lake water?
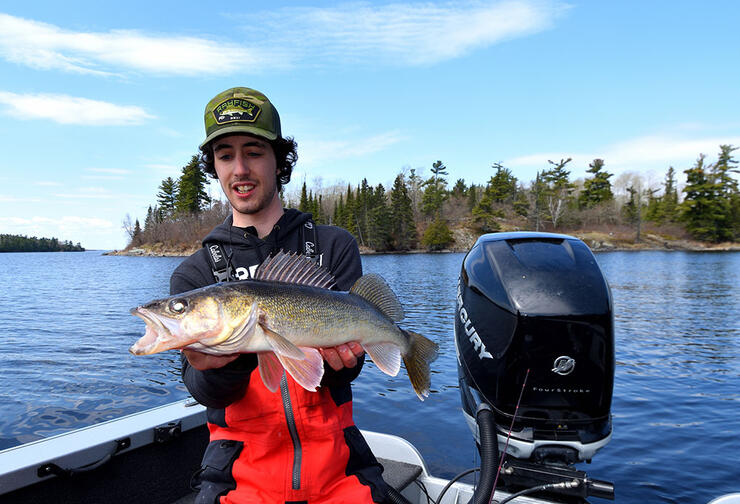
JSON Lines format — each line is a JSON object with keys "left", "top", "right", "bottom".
{"left": 0, "top": 249, "right": 738, "bottom": 503}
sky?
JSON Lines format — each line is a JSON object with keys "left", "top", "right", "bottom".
{"left": 0, "top": 1, "right": 738, "bottom": 250}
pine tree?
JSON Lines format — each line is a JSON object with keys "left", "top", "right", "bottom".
{"left": 648, "top": 166, "right": 679, "bottom": 223}
{"left": 176, "top": 155, "right": 211, "bottom": 214}
{"left": 487, "top": 163, "right": 518, "bottom": 203}
{"left": 157, "top": 177, "right": 178, "bottom": 216}
{"left": 421, "top": 160, "right": 449, "bottom": 217}
{"left": 367, "top": 184, "right": 391, "bottom": 250}
{"left": 389, "top": 174, "right": 417, "bottom": 250}
{"left": 529, "top": 171, "right": 549, "bottom": 231}
{"left": 422, "top": 218, "right": 453, "bottom": 251}
{"left": 543, "top": 158, "right": 574, "bottom": 228}
{"left": 578, "top": 159, "right": 614, "bottom": 209}
{"left": 299, "top": 181, "right": 309, "bottom": 212}
{"left": 682, "top": 146, "right": 740, "bottom": 242}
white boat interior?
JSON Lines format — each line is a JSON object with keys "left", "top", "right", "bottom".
{"left": 0, "top": 399, "right": 550, "bottom": 504}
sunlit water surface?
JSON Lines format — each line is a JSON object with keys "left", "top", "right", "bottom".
{"left": 0, "top": 250, "right": 737, "bottom": 503}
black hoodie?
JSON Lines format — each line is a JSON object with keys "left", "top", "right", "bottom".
{"left": 171, "top": 208, "right": 364, "bottom": 412}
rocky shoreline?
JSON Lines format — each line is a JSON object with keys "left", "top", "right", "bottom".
{"left": 105, "top": 231, "right": 739, "bottom": 257}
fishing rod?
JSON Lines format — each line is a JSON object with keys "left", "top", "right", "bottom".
{"left": 489, "top": 368, "right": 530, "bottom": 504}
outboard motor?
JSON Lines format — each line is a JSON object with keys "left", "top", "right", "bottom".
{"left": 455, "top": 232, "right": 615, "bottom": 501}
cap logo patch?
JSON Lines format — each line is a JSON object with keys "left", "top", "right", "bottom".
{"left": 213, "top": 98, "right": 261, "bottom": 125}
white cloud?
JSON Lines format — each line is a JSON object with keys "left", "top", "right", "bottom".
{"left": 299, "top": 130, "right": 403, "bottom": 167}
{"left": 0, "top": 13, "right": 271, "bottom": 76}
{"left": 87, "top": 168, "right": 132, "bottom": 175}
{"left": 0, "top": 195, "right": 40, "bottom": 202}
{"left": 506, "top": 134, "right": 740, "bottom": 182}
{"left": 261, "top": 0, "right": 568, "bottom": 65}
{"left": 0, "top": 91, "right": 153, "bottom": 125}
{"left": 53, "top": 187, "right": 113, "bottom": 199}
{"left": 0, "top": 2, "right": 565, "bottom": 75}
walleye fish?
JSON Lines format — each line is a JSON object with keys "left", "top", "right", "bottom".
{"left": 130, "top": 251, "right": 439, "bottom": 400}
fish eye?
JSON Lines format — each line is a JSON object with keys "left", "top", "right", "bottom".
{"left": 168, "top": 299, "right": 188, "bottom": 314}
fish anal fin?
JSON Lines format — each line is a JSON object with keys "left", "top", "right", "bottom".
{"left": 275, "top": 347, "right": 324, "bottom": 392}
{"left": 350, "top": 274, "right": 404, "bottom": 322}
{"left": 258, "top": 352, "right": 284, "bottom": 392}
{"left": 363, "top": 342, "right": 401, "bottom": 376}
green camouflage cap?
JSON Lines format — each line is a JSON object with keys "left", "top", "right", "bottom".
{"left": 200, "top": 87, "right": 282, "bottom": 149}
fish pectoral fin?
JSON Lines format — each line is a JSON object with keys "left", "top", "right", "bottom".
{"left": 231, "top": 302, "right": 259, "bottom": 341}
{"left": 363, "top": 342, "right": 401, "bottom": 376}
{"left": 260, "top": 323, "right": 306, "bottom": 360}
{"left": 258, "top": 352, "right": 284, "bottom": 392}
{"left": 274, "top": 347, "right": 324, "bottom": 392}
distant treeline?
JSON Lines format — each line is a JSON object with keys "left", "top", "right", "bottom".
{"left": 0, "top": 234, "right": 85, "bottom": 253}
{"left": 125, "top": 145, "right": 740, "bottom": 250}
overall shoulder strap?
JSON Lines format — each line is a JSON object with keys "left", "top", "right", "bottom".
{"left": 299, "top": 219, "right": 320, "bottom": 263}
{"left": 204, "top": 242, "right": 234, "bottom": 282}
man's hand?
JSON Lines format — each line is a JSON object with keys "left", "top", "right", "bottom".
{"left": 182, "top": 349, "right": 241, "bottom": 371}
{"left": 319, "top": 342, "right": 365, "bottom": 371}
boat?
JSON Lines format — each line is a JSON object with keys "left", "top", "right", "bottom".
{"left": 1, "top": 233, "right": 737, "bottom": 503}
{"left": 0, "top": 398, "right": 552, "bottom": 504}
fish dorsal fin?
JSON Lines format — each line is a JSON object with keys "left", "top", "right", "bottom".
{"left": 350, "top": 273, "right": 404, "bottom": 322}
{"left": 254, "top": 250, "right": 336, "bottom": 289}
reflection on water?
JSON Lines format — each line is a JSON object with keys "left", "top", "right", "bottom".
{"left": 0, "top": 249, "right": 738, "bottom": 503}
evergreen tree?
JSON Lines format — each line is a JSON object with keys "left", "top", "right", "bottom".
{"left": 466, "top": 184, "right": 479, "bottom": 210}
{"left": 487, "top": 163, "right": 518, "bottom": 203}
{"left": 367, "top": 184, "right": 391, "bottom": 250}
{"left": 422, "top": 218, "right": 453, "bottom": 251}
{"left": 176, "top": 155, "right": 211, "bottom": 214}
{"left": 513, "top": 184, "right": 530, "bottom": 217}
{"left": 389, "top": 174, "right": 417, "bottom": 250}
{"left": 407, "top": 168, "right": 424, "bottom": 220}
{"left": 682, "top": 146, "right": 739, "bottom": 242}
{"left": 157, "top": 177, "right": 178, "bottom": 216}
{"left": 343, "top": 185, "right": 358, "bottom": 239}
{"left": 132, "top": 219, "right": 142, "bottom": 245}
{"left": 299, "top": 181, "right": 309, "bottom": 212}
{"left": 623, "top": 185, "right": 647, "bottom": 242}
{"left": 543, "top": 158, "right": 574, "bottom": 228}
{"left": 451, "top": 178, "right": 467, "bottom": 198}
{"left": 578, "top": 159, "right": 614, "bottom": 209}
{"left": 421, "top": 160, "right": 449, "bottom": 217}
{"left": 472, "top": 163, "right": 517, "bottom": 232}
{"left": 528, "top": 171, "right": 549, "bottom": 231}
{"left": 647, "top": 166, "right": 680, "bottom": 224}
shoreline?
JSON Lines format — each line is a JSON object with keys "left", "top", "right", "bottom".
{"left": 105, "top": 234, "right": 740, "bottom": 257}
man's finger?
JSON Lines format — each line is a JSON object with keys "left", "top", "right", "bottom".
{"left": 336, "top": 344, "right": 357, "bottom": 368}
{"left": 320, "top": 348, "right": 344, "bottom": 371}
{"left": 347, "top": 341, "right": 365, "bottom": 357}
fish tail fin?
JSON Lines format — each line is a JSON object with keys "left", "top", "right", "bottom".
{"left": 401, "top": 330, "right": 439, "bottom": 401}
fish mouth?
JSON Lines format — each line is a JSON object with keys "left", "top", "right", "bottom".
{"left": 129, "top": 307, "right": 177, "bottom": 355}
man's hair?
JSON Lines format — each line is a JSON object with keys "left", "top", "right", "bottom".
{"left": 199, "top": 136, "right": 298, "bottom": 191}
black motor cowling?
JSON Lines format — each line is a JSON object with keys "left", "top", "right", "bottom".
{"left": 455, "top": 232, "right": 614, "bottom": 464}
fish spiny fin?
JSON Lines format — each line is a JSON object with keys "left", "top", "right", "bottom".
{"left": 257, "top": 352, "right": 284, "bottom": 392}
{"left": 259, "top": 322, "right": 306, "bottom": 360}
{"left": 363, "top": 342, "right": 401, "bottom": 376}
{"left": 255, "top": 250, "right": 336, "bottom": 289}
{"left": 401, "top": 329, "right": 439, "bottom": 401}
{"left": 274, "top": 347, "right": 324, "bottom": 392}
{"left": 350, "top": 274, "right": 404, "bottom": 321}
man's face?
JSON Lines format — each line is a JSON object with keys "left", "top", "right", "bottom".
{"left": 212, "top": 134, "right": 279, "bottom": 217}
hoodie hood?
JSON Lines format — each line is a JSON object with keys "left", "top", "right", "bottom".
{"left": 202, "top": 208, "right": 312, "bottom": 249}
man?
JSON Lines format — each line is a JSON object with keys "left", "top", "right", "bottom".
{"left": 171, "top": 87, "right": 390, "bottom": 503}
